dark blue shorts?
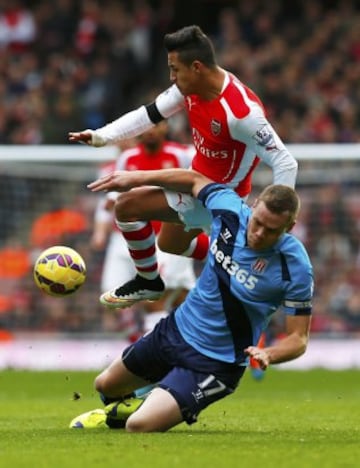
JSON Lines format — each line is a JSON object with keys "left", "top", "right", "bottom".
{"left": 122, "top": 312, "right": 246, "bottom": 424}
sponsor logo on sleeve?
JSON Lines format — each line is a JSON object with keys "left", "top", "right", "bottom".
{"left": 253, "top": 124, "right": 277, "bottom": 151}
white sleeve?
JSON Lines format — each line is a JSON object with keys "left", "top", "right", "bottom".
{"left": 154, "top": 85, "right": 185, "bottom": 118}
{"left": 93, "top": 106, "right": 154, "bottom": 145}
{"left": 230, "top": 105, "right": 298, "bottom": 188}
{"left": 92, "top": 85, "right": 184, "bottom": 146}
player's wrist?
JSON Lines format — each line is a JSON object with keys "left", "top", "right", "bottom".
{"left": 90, "top": 130, "right": 108, "bottom": 147}
{"left": 262, "top": 348, "right": 273, "bottom": 365}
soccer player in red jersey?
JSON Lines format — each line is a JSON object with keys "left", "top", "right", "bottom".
{"left": 69, "top": 25, "right": 298, "bottom": 308}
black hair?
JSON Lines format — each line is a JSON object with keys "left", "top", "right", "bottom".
{"left": 164, "top": 25, "right": 216, "bottom": 68}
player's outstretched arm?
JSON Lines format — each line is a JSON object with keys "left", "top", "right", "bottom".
{"left": 87, "top": 168, "right": 212, "bottom": 198}
{"left": 245, "top": 315, "right": 311, "bottom": 370}
{"left": 69, "top": 86, "right": 185, "bottom": 149}
{"left": 68, "top": 106, "right": 156, "bottom": 148}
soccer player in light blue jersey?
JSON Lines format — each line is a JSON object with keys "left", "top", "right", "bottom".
{"left": 70, "top": 169, "right": 313, "bottom": 432}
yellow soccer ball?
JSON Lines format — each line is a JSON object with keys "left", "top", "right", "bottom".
{"left": 33, "top": 246, "right": 86, "bottom": 297}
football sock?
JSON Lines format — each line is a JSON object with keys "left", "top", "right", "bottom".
{"left": 134, "top": 384, "right": 156, "bottom": 398}
{"left": 182, "top": 233, "right": 209, "bottom": 261}
{"left": 116, "top": 220, "right": 159, "bottom": 280}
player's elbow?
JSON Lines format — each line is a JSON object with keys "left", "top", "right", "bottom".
{"left": 114, "top": 192, "right": 140, "bottom": 221}
{"left": 297, "top": 340, "right": 308, "bottom": 358}
{"left": 272, "top": 152, "right": 298, "bottom": 188}
{"left": 283, "top": 156, "right": 298, "bottom": 181}
{"left": 294, "top": 332, "right": 309, "bottom": 358}
{"left": 289, "top": 157, "right": 298, "bottom": 175}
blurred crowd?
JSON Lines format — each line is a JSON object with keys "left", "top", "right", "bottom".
{"left": 0, "top": 0, "right": 360, "bottom": 338}
{"left": 1, "top": 163, "right": 359, "bottom": 338}
{"left": 288, "top": 183, "right": 360, "bottom": 336}
{"left": 0, "top": 0, "right": 359, "bottom": 145}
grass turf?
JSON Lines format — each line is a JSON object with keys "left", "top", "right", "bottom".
{"left": 0, "top": 369, "right": 359, "bottom": 468}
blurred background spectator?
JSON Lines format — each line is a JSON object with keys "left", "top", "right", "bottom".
{"left": 1, "top": 0, "right": 360, "bottom": 337}
{"left": 0, "top": 0, "right": 358, "bottom": 145}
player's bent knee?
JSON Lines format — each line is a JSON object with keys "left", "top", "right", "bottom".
{"left": 125, "top": 411, "right": 175, "bottom": 433}
{"left": 114, "top": 192, "right": 138, "bottom": 221}
{"left": 94, "top": 374, "right": 106, "bottom": 393}
{"left": 125, "top": 387, "right": 183, "bottom": 432}
{"left": 125, "top": 412, "right": 153, "bottom": 433}
{"left": 94, "top": 369, "right": 116, "bottom": 394}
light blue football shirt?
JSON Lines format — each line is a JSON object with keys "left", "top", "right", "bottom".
{"left": 174, "top": 183, "right": 313, "bottom": 365}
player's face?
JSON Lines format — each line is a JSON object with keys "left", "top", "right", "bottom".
{"left": 139, "top": 121, "right": 168, "bottom": 152}
{"left": 168, "top": 52, "right": 201, "bottom": 95}
{"left": 247, "top": 200, "right": 292, "bottom": 251}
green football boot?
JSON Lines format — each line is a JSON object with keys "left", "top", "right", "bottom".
{"left": 105, "top": 397, "right": 144, "bottom": 428}
{"left": 69, "top": 409, "right": 107, "bottom": 429}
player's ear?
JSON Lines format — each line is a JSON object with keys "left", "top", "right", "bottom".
{"left": 252, "top": 198, "right": 259, "bottom": 208}
{"left": 191, "top": 60, "right": 202, "bottom": 73}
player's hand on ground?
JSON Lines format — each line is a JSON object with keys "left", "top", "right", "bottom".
{"left": 245, "top": 346, "right": 270, "bottom": 370}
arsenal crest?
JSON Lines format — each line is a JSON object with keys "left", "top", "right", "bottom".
{"left": 211, "top": 119, "right": 221, "bottom": 136}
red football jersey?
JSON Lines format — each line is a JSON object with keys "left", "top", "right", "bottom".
{"left": 154, "top": 74, "right": 296, "bottom": 196}
{"left": 185, "top": 74, "right": 265, "bottom": 197}
{"left": 95, "top": 71, "right": 297, "bottom": 194}
{"left": 116, "top": 141, "right": 193, "bottom": 172}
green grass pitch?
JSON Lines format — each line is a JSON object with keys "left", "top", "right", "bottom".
{"left": 0, "top": 369, "right": 359, "bottom": 468}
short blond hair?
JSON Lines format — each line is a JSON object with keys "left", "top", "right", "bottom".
{"left": 257, "top": 185, "right": 300, "bottom": 225}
